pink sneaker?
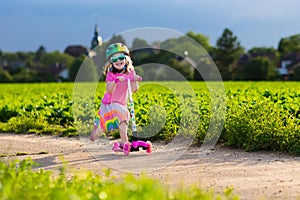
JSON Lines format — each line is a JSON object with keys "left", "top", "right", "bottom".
{"left": 123, "top": 142, "right": 131, "bottom": 156}
{"left": 112, "top": 141, "right": 123, "bottom": 152}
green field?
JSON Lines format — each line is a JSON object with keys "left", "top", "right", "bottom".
{"left": 0, "top": 81, "right": 299, "bottom": 154}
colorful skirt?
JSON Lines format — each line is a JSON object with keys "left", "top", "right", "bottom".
{"left": 94, "top": 102, "right": 129, "bottom": 132}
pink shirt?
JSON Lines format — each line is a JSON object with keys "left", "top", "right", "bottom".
{"left": 102, "top": 70, "right": 135, "bottom": 105}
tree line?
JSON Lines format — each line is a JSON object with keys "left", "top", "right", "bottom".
{"left": 1, "top": 28, "right": 300, "bottom": 82}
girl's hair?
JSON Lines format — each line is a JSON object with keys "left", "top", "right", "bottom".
{"left": 103, "top": 55, "right": 134, "bottom": 75}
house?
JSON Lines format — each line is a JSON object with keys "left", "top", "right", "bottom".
{"left": 64, "top": 45, "right": 88, "bottom": 57}
{"left": 32, "top": 63, "right": 68, "bottom": 81}
{"left": 238, "top": 49, "right": 277, "bottom": 66}
{"left": 278, "top": 51, "right": 300, "bottom": 80}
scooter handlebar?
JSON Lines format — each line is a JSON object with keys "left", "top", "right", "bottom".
{"left": 114, "top": 77, "right": 142, "bottom": 83}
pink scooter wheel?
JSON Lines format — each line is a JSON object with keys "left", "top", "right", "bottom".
{"left": 146, "top": 141, "right": 152, "bottom": 154}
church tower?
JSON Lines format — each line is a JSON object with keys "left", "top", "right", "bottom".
{"left": 91, "top": 23, "right": 103, "bottom": 50}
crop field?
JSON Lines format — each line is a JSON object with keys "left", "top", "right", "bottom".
{"left": 0, "top": 81, "right": 299, "bottom": 154}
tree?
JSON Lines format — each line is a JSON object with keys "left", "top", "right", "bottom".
{"left": 2, "top": 52, "right": 18, "bottom": 62}
{"left": 169, "top": 58, "right": 194, "bottom": 80}
{"left": 186, "top": 31, "right": 212, "bottom": 53}
{"left": 13, "top": 68, "right": 38, "bottom": 82}
{"left": 0, "top": 69, "right": 13, "bottom": 82}
{"left": 69, "top": 56, "right": 98, "bottom": 82}
{"left": 245, "top": 47, "right": 280, "bottom": 79}
{"left": 16, "top": 51, "right": 32, "bottom": 61}
{"left": 214, "top": 28, "right": 244, "bottom": 80}
{"left": 248, "top": 47, "right": 279, "bottom": 58}
{"left": 35, "top": 45, "right": 47, "bottom": 62}
{"left": 278, "top": 34, "right": 300, "bottom": 55}
{"left": 16, "top": 51, "right": 35, "bottom": 68}
{"left": 109, "top": 34, "right": 126, "bottom": 45}
{"left": 69, "top": 56, "right": 84, "bottom": 81}
{"left": 40, "top": 51, "right": 74, "bottom": 68}
{"left": 131, "top": 38, "right": 149, "bottom": 50}
{"left": 159, "top": 34, "right": 211, "bottom": 81}
{"left": 242, "top": 57, "right": 277, "bottom": 80}
{"left": 293, "top": 66, "right": 300, "bottom": 81}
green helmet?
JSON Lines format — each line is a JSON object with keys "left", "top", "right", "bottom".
{"left": 105, "top": 43, "right": 130, "bottom": 60}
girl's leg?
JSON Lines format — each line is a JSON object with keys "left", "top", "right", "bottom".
{"left": 119, "top": 121, "right": 128, "bottom": 144}
{"left": 90, "top": 126, "right": 103, "bottom": 141}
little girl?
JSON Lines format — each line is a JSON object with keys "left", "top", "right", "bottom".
{"left": 90, "top": 43, "right": 141, "bottom": 149}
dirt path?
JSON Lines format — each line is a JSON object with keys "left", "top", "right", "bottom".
{"left": 0, "top": 133, "right": 300, "bottom": 200}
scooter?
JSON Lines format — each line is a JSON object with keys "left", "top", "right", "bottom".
{"left": 112, "top": 78, "right": 152, "bottom": 155}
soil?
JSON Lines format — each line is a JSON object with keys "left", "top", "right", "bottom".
{"left": 0, "top": 133, "right": 300, "bottom": 200}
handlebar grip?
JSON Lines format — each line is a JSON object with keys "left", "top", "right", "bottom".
{"left": 127, "top": 77, "right": 143, "bottom": 82}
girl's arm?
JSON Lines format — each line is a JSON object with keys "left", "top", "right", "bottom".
{"left": 131, "top": 74, "right": 142, "bottom": 93}
{"left": 106, "top": 76, "right": 127, "bottom": 93}
{"left": 106, "top": 81, "right": 117, "bottom": 94}
{"left": 131, "top": 80, "right": 139, "bottom": 93}
{"left": 106, "top": 71, "right": 126, "bottom": 94}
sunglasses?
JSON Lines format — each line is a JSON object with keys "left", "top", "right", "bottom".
{"left": 110, "top": 54, "right": 126, "bottom": 63}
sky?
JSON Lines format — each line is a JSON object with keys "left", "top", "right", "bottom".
{"left": 0, "top": 0, "right": 300, "bottom": 52}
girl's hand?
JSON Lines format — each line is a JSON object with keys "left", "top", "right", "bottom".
{"left": 133, "top": 75, "right": 142, "bottom": 81}
{"left": 114, "top": 75, "right": 142, "bottom": 83}
{"left": 115, "top": 76, "right": 125, "bottom": 83}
